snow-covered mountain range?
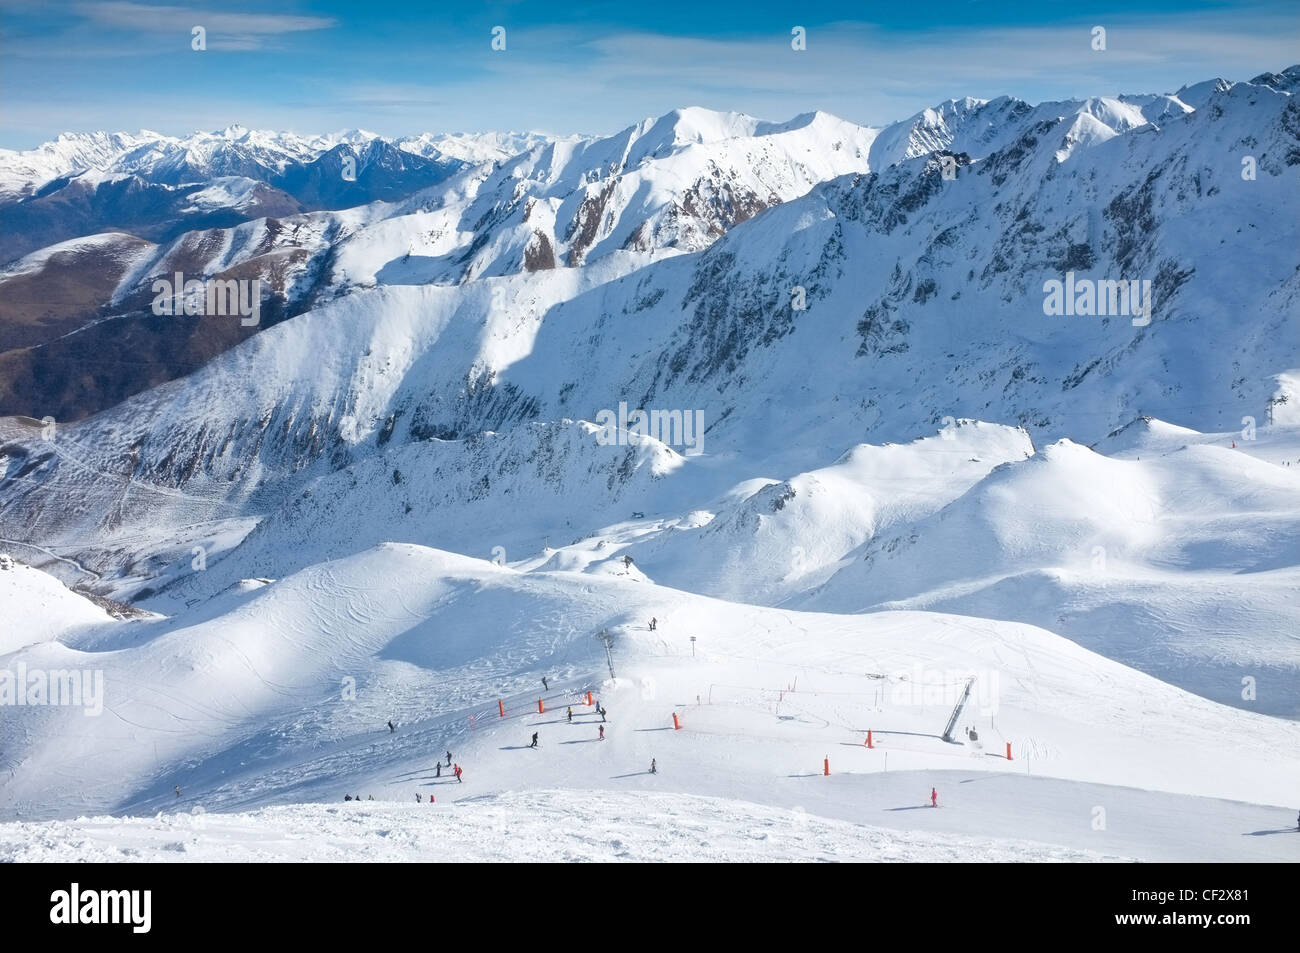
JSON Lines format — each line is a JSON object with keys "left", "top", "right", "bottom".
{"left": 0, "top": 67, "right": 1297, "bottom": 859}
{"left": 8, "top": 69, "right": 1296, "bottom": 424}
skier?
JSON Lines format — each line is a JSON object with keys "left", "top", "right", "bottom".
{"left": 930, "top": 787, "right": 938, "bottom": 807}
{"left": 435, "top": 762, "right": 441, "bottom": 778}
{"left": 649, "top": 617, "right": 657, "bottom": 631}
{"left": 542, "top": 676, "right": 549, "bottom": 691}
{"left": 622, "top": 555, "right": 633, "bottom": 569}
{"left": 598, "top": 725, "right": 605, "bottom": 741}
{"left": 416, "top": 792, "right": 423, "bottom": 803}
{"left": 530, "top": 732, "right": 539, "bottom": 748}
{"left": 446, "top": 750, "right": 452, "bottom": 766}
{"left": 567, "top": 706, "right": 573, "bottom": 723}
{"left": 368, "top": 795, "right": 374, "bottom": 801}
{"left": 345, "top": 794, "right": 353, "bottom": 801}
{"left": 454, "top": 764, "right": 463, "bottom": 783}
{"left": 174, "top": 786, "right": 181, "bottom": 799}
{"left": 650, "top": 759, "right": 657, "bottom": 774}
{"left": 600, "top": 706, "right": 607, "bottom": 723}
{"left": 388, "top": 720, "right": 395, "bottom": 733}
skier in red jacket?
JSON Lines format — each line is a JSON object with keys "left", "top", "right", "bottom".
{"left": 930, "top": 787, "right": 938, "bottom": 807}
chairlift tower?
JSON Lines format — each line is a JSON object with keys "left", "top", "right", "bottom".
{"left": 597, "top": 628, "right": 616, "bottom": 679}
{"left": 942, "top": 676, "right": 976, "bottom": 743}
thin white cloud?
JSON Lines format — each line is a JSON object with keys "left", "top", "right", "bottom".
{"left": 76, "top": 1, "right": 334, "bottom": 49}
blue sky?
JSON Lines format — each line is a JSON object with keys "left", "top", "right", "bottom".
{"left": 2, "top": 1, "right": 1297, "bottom": 147}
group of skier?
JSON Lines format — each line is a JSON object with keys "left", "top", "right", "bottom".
{"left": 427, "top": 749, "right": 464, "bottom": 783}
{"left": 442, "top": 750, "right": 463, "bottom": 782}
{"left": 367, "top": 682, "right": 664, "bottom": 806}
{"left": 374, "top": 702, "right": 940, "bottom": 811}
{"left": 562, "top": 699, "right": 608, "bottom": 736}
{"left": 525, "top": 695, "right": 654, "bottom": 772}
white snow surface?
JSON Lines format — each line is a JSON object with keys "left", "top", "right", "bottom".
{"left": 1, "top": 540, "right": 1297, "bottom": 861}
{"left": 0, "top": 790, "right": 1130, "bottom": 863}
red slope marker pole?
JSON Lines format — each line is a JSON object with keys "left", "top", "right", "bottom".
{"left": 866, "top": 730, "right": 873, "bottom": 748}
{"left": 672, "top": 713, "right": 681, "bottom": 730}
{"left": 499, "top": 700, "right": 505, "bottom": 717}
{"left": 824, "top": 757, "right": 830, "bottom": 776}
{"left": 1006, "top": 741, "right": 1013, "bottom": 761}
{"left": 538, "top": 698, "right": 544, "bottom": 714}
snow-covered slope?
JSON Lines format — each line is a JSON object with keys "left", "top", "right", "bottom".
{"left": 866, "top": 91, "right": 1190, "bottom": 170}
{"left": 0, "top": 791, "right": 1130, "bottom": 863}
{"left": 419, "top": 108, "right": 878, "bottom": 278}
{"left": 0, "top": 560, "right": 113, "bottom": 654}
{"left": 1, "top": 542, "right": 1296, "bottom": 862}
{"left": 628, "top": 421, "right": 1036, "bottom": 604}
{"left": 792, "top": 427, "right": 1300, "bottom": 715}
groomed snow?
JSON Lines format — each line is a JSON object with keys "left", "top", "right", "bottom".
{"left": 2, "top": 541, "right": 1297, "bottom": 861}
{"left": 0, "top": 790, "right": 1129, "bottom": 863}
